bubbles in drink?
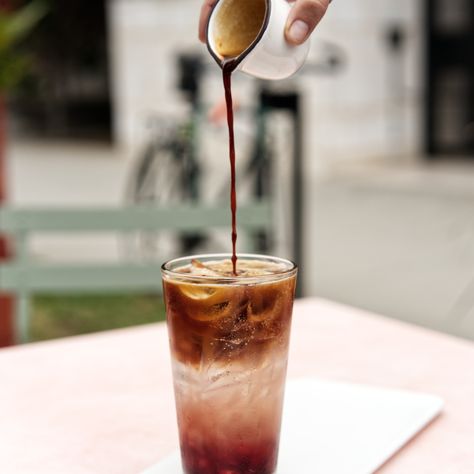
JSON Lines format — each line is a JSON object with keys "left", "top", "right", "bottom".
{"left": 163, "top": 259, "right": 295, "bottom": 366}
{"left": 174, "top": 258, "right": 288, "bottom": 278}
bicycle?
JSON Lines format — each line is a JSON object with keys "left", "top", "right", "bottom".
{"left": 123, "top": 44, "right": 346, "bottom": 263}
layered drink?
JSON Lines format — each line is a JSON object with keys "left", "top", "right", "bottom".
{"left": 162, "top": 254, "right": 297, "bottom": 474}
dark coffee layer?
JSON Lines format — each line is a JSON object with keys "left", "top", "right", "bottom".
{"left": 163, "top": 273, "right": 296, "bottom": 367}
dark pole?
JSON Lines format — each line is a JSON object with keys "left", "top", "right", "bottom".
{"left": 292, "top": 94, "right": 303, "bottom": 297}
{"left": 0, "top": 94, "right": 14, "bottom": 347}
{"left": 0, "top": 0, "right": 15, "bottom": 346}
{"left": 424, "top": 0, "right": 435, "bottom": 157}
{"left": 469, "top": 2, "right": 474, "bottom": 152}
{"left": 259, "top": 89, "right": 304, "bottom": 296}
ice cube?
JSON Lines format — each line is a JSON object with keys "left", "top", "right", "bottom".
{"left": 190, "top": 259, "right": 221, "bottom": 277}
{"left": 180, "top": 283, "right": 217, "bottom": 300}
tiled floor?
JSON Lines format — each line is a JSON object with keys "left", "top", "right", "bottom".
{"left": 7, "top": 140, "right": 474, "bottom": 340}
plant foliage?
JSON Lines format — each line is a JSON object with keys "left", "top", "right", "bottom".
{"left": 0, "top": 1, "right": 47, "bottom": 92}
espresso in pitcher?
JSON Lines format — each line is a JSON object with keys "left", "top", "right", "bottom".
{"left": 212, "top": 0, "right": 267, "bottom": 59}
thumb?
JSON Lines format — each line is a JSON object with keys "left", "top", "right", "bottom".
{"left": 285, "top": 0, "right": 329, "bottom": 45}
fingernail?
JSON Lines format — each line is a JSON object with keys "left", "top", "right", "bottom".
{"left": 288, "top": 20, "right": 309, "bottom": 44}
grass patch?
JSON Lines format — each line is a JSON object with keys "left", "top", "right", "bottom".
{"left": 31, "top": 294, "right": 166, "bottom": 342}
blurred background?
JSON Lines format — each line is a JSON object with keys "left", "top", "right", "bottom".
{"left": 1, "top": 0, "right": 474, "bottom": 345}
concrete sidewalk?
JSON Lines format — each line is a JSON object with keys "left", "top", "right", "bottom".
{"left": 305, "top": 160, "right": 474, "bottom": 341}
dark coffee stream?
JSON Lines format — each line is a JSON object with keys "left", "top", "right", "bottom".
{"left": 222, "top": 60, "right": 238, "bottom": 275}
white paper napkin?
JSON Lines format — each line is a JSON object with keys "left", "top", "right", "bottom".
{"left": 143, "top": 378, "right": 443, "bottom": 474}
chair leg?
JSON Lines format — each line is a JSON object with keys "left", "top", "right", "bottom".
{"left": 16, "top": 292, "right": 30, "bottom": 344}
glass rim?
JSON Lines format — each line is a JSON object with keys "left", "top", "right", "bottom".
{"left": 161, "top": 253, "right": 297, "bottom": 284}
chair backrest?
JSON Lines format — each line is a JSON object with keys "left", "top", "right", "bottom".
{"left": 0, "top": 202, "right": 272, "bottom": 342}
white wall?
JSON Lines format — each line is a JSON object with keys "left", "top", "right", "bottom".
{"left": 108, "top": 0, "right": 200, "bottom": 151}
{"left": 304, "top": 0, "right": 424, "bottom": 173}
{"left": 108, "top": 0, "right": 425, "bottom": 168}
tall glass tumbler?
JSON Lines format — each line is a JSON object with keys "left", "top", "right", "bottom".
{"left": 162, "top": 254, "right": 297, "bottom": 474}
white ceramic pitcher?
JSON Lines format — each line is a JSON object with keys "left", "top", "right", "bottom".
{"left": 207, "top": 0, "right": 310, "bottom": 80}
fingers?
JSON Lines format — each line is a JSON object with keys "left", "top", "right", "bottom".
{"left": 285, "top": 0, "right": 330, "bottom": 45}
{"left": 199, "top": 0, "right": 218, "bottom": 43}
{"left": 199, "top": 0, "right": 329, "bottom": 46}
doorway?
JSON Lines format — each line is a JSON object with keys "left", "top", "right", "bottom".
{"left": 425, "top": 0, "right": 474, "bottom": 156}
{"left": 10, "top": 1, "right": 111, "bottom": 141}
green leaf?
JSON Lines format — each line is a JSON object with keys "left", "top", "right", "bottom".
{"left": 0, "top": 51, "right": 30, "bottom": 92}
{"left": 0, "top": 1, "right": 48, "bottom": 51}
{"left": 0, "top": 1, "right": 48, "bottom": 92}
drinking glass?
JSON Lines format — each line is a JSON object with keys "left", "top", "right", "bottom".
{"left": 162, "top": 254, "right": 297, "bottom": 474}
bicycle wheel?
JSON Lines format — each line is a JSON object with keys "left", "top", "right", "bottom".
{"left": 123, "top": 121, "right": 197, "bottom": 261}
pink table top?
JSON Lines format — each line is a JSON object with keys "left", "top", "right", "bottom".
{"left": 1, "top": 298, "right": 473, "bottom": 474}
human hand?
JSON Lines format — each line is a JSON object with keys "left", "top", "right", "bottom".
{"left": 199, "top": 0, "right": 330, "bottom": 46}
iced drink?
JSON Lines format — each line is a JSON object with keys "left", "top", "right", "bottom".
{"left": 162, "top": 254, "right": 297, "bottom": 474}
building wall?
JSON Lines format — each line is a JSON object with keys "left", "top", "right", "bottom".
{"left": 108, "top": 0, "right": 425, "bottom": 169}
{"left": 304, "top": 0, "right": 424, "bottom": 171}
{"left": 108, "top": 0, "right": 198, "bottom": 152}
